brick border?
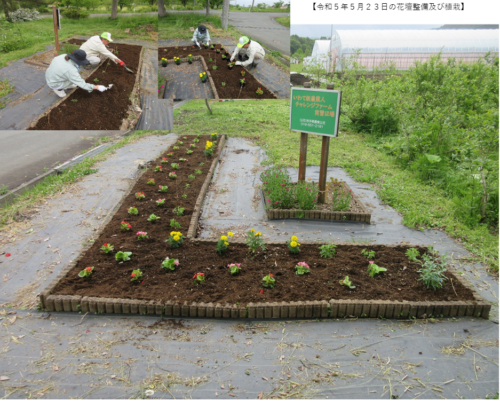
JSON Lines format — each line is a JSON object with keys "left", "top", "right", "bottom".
{"left": 41, "top": 238, "right": 491, "bottom": 319}
{"left": 262, "top": 181, "right": 371, "bottom": 223}
{"left": 186, "top": 135, "right": 226, "bottom": 238}
{"left": 27, "top": 44, "right": 144, "bottom": 130}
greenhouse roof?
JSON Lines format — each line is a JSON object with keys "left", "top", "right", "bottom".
{"left": 312, "top": 40, "right": 331, "bottom": 58}
{"left": 331, "top": 29, "right": 499, "bottom": 53}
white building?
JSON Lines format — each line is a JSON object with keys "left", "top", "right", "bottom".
{"left": 329, "top": 29, "right": 499, "bottom": 71}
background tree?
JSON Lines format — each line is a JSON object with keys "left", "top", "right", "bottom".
{"left": 158, "top": 0, "right": 166, "bottom": 16}
{"left": 111, "top": 0, "right": 117, "bottom": 19}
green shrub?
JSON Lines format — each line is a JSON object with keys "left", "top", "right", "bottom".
{"left": 61, "top": 8, "right": 90, "bottom": 19}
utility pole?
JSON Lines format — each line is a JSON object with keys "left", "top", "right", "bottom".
{"left": 250, "top": 0, "right": 254, "bottom": 11}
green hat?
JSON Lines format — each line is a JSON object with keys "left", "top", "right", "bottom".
{"left": 101, "top": 32, "right": 113, "bottom": 42}
{"left": 237, "top": 36, "right": 249, "bottom": 48}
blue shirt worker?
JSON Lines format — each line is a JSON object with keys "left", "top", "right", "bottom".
{"left": 192, "top": 25, "right": 211, "bottom": 48}
{"left": 45, "top": 49, "right": 109, "bottom": 98}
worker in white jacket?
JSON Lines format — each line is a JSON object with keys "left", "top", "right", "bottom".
{"left": 80, "top": 32, "right": 125, "bottom": 67}
{"left": 45, "top": 49, "right": 109, "bottom": 98}
{"left": 230, "top": 36, "right": 265, "bottom": 68}
{"left": 191, "top": 25, "right": 210, "bottom": 48}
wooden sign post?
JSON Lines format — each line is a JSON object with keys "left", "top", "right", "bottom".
{"left": 290, "top": 83, "right": 341, "bottom": 204}
{"left": 52, "top": 6, "right": 60, "bottom": 55}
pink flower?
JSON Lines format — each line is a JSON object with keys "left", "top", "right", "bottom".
{"left": 268, "top": 199, "right": 271, "bottom": 203}
{"left": 174, "top": 260, "right": 180, "bottom": 266}
{"left": 369, "top": 261, "right": 374, "bottom": 264}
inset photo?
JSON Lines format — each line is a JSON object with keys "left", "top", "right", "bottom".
{"left": 0, "top": 7, "right": 159, "bottom": 130}
{"left": 158, "top": 0, "right": 290, "bottom": 100}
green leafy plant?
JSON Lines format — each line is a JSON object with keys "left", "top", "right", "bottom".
{"left": 221, "top": 82, "right": 226, "bottom": 86}
{"left": 171, "top": 163, "right": 179, "bottom": 170}
{"left": 93, "top": 78, "right": 99, "bottom": 82}
{"left": 71, "top": 99, "right": 78, "bottom": 102}
{"left": 212, "top": 66, "right": 217, "bottom": 70}
{"left": 170, "top": 219, "right": 181, "bottom": 228}
{"left": 136, "top": 231, "right": 148, "bottom": 240}
{"left": 173, "top": 206, "right": 184, "bottom": 216}
{"left": 161, "top": 257, "right": 179, "bottom": 271}
{"left": 367, "top": 261, "right": 387, "bottom": 277}
{"left": 161, "top": 157, "right": 168, "bottom": 164}
{"left": 339, "top": 276, "right": 355, "bottom": 289}
{"left": 130, "top": 269, "right": 142, "bottom": 281}
{"left": 127, "top": 206, "right": 138, "bottom": 215}
{"left": 156, "top": 198, "right": 166, "bottom": 207}
{"left": 100, "top": 243, "right": 114, "bottom": 254}
{"left": 188, "top": 174, "right": 196, "bottom": 179}
{"left": 185, "top": 184, "right": 190, "bottom": 189}
{"left": 204, "top": 140, "right": 214, "bottom": 156}
{"left": 295, "top": 262, "right": 310, "bottom": 275}
{"left": 179, "top": 158, "right": 187, "bottom": 162}
{"left": 135, "top": 192, "right": 145, "bottom": 200}
{"left": 120, "top": 221, "right": 131, "bottom": 231}
{"left": 193, "top": 272, "right": 205, "bottom": 284}
{"left": 116, "top": 251, "right": 132, "bottom": 262}
{"left": 193, "top": 138, "right": 200, "bottom": 143}
{"left": 146, "top": 178, "right": 155, "bottom": 185}
{"left": 169, "top": 172, "right": 177, "bottom": 179}
{"left": 199, "top": 162, "right": 204, "bottom": 166}
{"left": 406, "top": 248, "right": 420, "bottom": 262}
{"left": 186, "top": 150, "right": 193, "bottom": 155}
{"left": 154, "top": 165, "right": 162, "bottom": 172}
{"left": 361, "top": 248, "right": 376, "bottom": 260}
{"left": 173, "top": 146, "right": 179, "bottom": 151}
{"left": 190, "top": 144, "right": 196, "bottom": 149}
{"left": 262, "top": 273, "right": 275, "bottom": 289}
{"left": 246, "top": 229, "right": 266, "bottom": 253}
{"left": 228, "top": 263, "right": 241, "bottom": 275}
{"left": 147, "top": 214, "right": 160, "bottom": 222}
{"left": 418, "top": 252, "right": 448, "bottom": 290}
{"left": 158, "top": 185, "right": 168, "bottom": 193}
{"left": 78, "top": 266, "right": 94, "bottom": 278}
{"left": 182, "top": 194, "right": 187, "bottom": 199}
{"left": 319, "top": 244, "right": 337, "bottom": 258}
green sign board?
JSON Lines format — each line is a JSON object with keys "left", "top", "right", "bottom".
{"left": 289, "top": 87, "right": 341, "bottom": 137}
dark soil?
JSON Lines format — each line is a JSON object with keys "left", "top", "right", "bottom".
{"left": 29, "top": 40, "right": 142, "bottom": 130}
{"left": 159, "top": 45, "right": 277, "bottom": 99}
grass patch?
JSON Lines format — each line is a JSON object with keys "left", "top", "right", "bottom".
{"left": 159, "top": 13, "right": 240, "bottom": 40}
{"left": 274, "top": 16, "right": 290, "bottom": 27}
{"left": 174, "top": 99, "right": 499, "bottom": 272}
{"left": 0, "top": 131, "right": 170, "bottom": 229}
{"left": 0, "top": 15, "right": 157, "bottom": 68}
{"left": 0, "top": 78, "right": 14, "bottom": 108}
{"left": 291, "top": 63, "right": 303, "bottom": 73}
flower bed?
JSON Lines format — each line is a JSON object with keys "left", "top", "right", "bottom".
{"left": 261, "top": 167, "right": 371, "bottom": 222}
{"left": 158, "top": 45, "right": 277, "bottom": 99}
{"left": 28, "top": 40, "right": 143, "bottom": 130}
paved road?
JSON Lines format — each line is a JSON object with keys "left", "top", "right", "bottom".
{"left": 168, "top": 10, "right": 290, "bottom": 55}
{"left": 39, "top": 11, "right": 157, "bottom": 18}
{"left": 0, "top": 132, "right": 123, "bottom": 192}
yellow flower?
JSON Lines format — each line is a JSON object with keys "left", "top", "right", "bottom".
{"left": 173, "top": 235, "right": 180, "bottom": 241}
{"left": 255, "top": 232, "right": 262, "bottom": 236}
{"left": 211, "top": 132, "right": 217, "bottom": 136}
{"left": 221, "top": 235, "right": 228, "bottom": 241}
{"left": 228, "top": 232, "right": 234, "bottom": 237}
{"left": 290, "top": 241, "right": 297, "bottom": 247}
{"left": 291, "top": 236, "right": 298, "bottom": 241}
{"left": 170, "top": 231, "right": 175, "bottom": 236}
{"left": 250, "top": 228, "right": 255, "bottom": 232}
{"left": 224, "top": 241, "right": 229, "bottom": 246}
{"left": 199, "top": 73, "right": 203, "bottom": 77}
{"left": 188, "top": 54, "right": 192, "bottom": 56}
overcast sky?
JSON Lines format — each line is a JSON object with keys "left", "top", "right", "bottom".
{"left": 231, "top": 0, "right": 288, "bottom": 6}
{"left": 291, "top": 24, "right": 443, "bottom": 38}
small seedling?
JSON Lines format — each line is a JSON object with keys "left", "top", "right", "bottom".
{"left": 406, "top": 248, "right": 420, "bottom": 262}
{"left": 213, "top": 66, "right": 217, "bottom": 70}
{"left": 188, "top": 174, "right": 195, "bottom": 179}
{"left": 71, "top": 99, "right": 78, "bottom": 102}
{"left": 182, "top": 194, "right": 187, "bottom": 199}
{"left": 94, "top": 78, "right": 99, "bottom": 82}
{"left": 170, "top": 219, "right": 181, "bottom": 228}
{"left": 185, "top": 183, "right": 190, "bottom": 189}
{"left": 173, "top": 206, "right": 185, "bottom": 216}
{"left": 361, "top": 248, "right": 376, "bottom": 260}
{"left": 339, "top": 276, "right": 355, "bottom": 289}
{"left": 221, "top": 82, "right": 226, "bottom": 86}
{"left": 195, "top": 169, "right": 202, "bottom": 175}
{"left": 319, "top": 244, "right": 337, "bottom": 258}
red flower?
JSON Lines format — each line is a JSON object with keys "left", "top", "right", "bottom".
{"left": 127, "top": 224, "right": 131, "bottom": 229}
{"left": 86, "top": 267, "right": 92, "bottom": 271}
{"left": 270, "top": 273, "right": 274, "bottom": 277}
{"left": 121, "top": 221, "right": 127, "bottom": 224}
{"left": 199, "top": 273, "right": 204, "bottom": 276}
{"left": 260, "top": 289, "right": 264, "bottom": 293}
{"left": 141, "top": 281, "right": 144, "bottom": 284}
{"left": 131, "top": 273, "right": 136, "bottom": 277}
{"left": 5, "top": 253, "right": 11, "bottom": 257}
{"left": 104, "top": 243, "right": 108, "bottom": 247}
{"left": 193, "top": 273, "right": 197, "bottom": 279}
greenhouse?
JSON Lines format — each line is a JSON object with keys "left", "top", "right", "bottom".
{"left": 329, "top": 29, "right": 499, "bottom": 71}
{"left": 303, "top": 40, "right": 331, "bottom": 70}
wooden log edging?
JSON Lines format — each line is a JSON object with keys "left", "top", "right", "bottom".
{"left": 186, "top": 134, "right": 227, "bottom": 238}
{"left": 24, "top": 35, "right": 80, "bottom": 68}
{"left": 42, "top": 239, "right": 491, "bottom": 319}
{"left": 262, "top": 181, "right": 372, "bottom": 223}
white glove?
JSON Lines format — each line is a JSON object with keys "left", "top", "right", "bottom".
{"left": 235, "top": 61, "right": 242, "bottom": 66}
{"left": 230, "top": 57, "right": 235, "bottom": 62}
{"left": 97, "top": 85, "right": 107, "bottom": 92}
{"left": 206, "top": 42, "right": 210, "bottom": 46}
{"left": 195, "top": 41, "right": 200, "bottom": 47}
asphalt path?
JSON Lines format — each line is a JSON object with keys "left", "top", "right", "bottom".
{"left": 167, "top": 10, "right": 290, "bottom": 55}
{"left": 0, "top": 131, "right": 123, "bottom": 192}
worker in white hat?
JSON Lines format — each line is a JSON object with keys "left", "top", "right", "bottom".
{"left": 45, "top": 49, "right": 109, "bottom": 98}
{"left": 80, "top": 32, "right": 126, "bottom": 67}
{"left": 230, "top": 36, "right": 265, "bottom": 68}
